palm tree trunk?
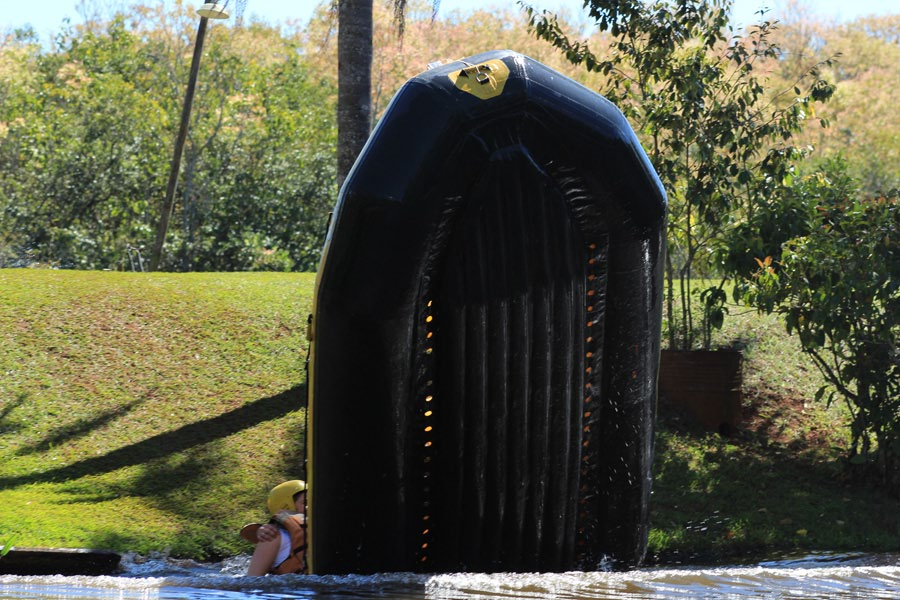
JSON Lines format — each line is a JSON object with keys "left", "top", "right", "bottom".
{"left": 337, "top": 0, "right": 373, "bottom": 187}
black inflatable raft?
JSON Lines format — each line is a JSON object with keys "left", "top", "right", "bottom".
{"left": 307, "top": 50, "right": 666, "bottom": 574}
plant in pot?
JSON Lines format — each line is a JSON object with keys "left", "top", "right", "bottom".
{"left": 526, "top": 0, "right": 835, "bottom": 431}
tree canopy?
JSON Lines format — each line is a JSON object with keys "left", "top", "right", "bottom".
{"left": 0, "top": 0, "right": 897, "bottom": 274}
{"left": 0, "top": 3, "right": 337, "bottom": 271}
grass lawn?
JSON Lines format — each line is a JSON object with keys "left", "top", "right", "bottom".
{"left": 0, "top": 269, "right": 898, "bottom": 563}
{"left": 650, "top": 302, "right": 900, "bottom": 563}
{"left": 0, "top": 270, "right": 311, "bottom": 559}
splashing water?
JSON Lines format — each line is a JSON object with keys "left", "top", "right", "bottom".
{"left": 2, "top": 552, "right": 900, "bottom": 599}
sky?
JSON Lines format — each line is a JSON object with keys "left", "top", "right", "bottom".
{"left": 3, "top": 0, "right": 899, "bottom": 42}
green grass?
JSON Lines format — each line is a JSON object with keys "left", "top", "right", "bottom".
{"left": 649, "top": 300, "right": 900, "bottom": 563}
{"left": 1, "top": 270, "right": 898, "bottom": 564}
{"left": 0, "top": 270, "right": 312, "bottom": 559}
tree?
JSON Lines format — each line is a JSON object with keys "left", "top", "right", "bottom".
{"left": 742, "top": 163, "right": 900, "bottom": 493}
{"left": 0, "top": 3, "right": 338, "bottom": 271}
{"left": 524, "top": 0, "right": 834, "bottom": 349}
{"left": 337, "top": 0, "right": 374, "bottom": 187}
{"left": 786, "top": 14, "right": 900, "bottom": 195}
{"left": 148, "top": 11, "right": 213, "bottom": 272}
{"left": 137, "top": 5, "right": 338, "bottom": 271}
{"left": 0, "top": 17, "right": 171, "bottom": 269}
{"left": 304, "top": 0, "right": 600, "bottom": 125}
{"left": 183, "top": 27, "right": 337, "bottom": 272}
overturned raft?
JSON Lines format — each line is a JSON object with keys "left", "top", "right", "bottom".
{"left": 307, "top": 50, "right": 667, "bottom": 574}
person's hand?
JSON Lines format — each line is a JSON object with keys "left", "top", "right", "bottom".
{"left": 276, "top": 509, "right": 305, "bottom": 524}
{"left": 256, "top": 523, "right": 279, "bottom": 543}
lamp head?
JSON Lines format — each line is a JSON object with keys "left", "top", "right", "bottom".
{"left": 197, "top": 2, "right": 230, "bottom": 19}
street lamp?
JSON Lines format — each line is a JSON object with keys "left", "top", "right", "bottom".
{"left": 149, "top": 1, "right": 230, "bottom": 271}
{"left": 197, "top": 2, "right": 231, "bottom": 19}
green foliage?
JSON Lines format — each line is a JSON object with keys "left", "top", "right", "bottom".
{"left": 720, "top": 166, "right": 839, "bottom": 284}
{"left": 0, "top": 7, "right": 337, "bottom": 272}
{"left": 699, "top": 284, "right": 728, "bottom": 350}
{"left": 161, "top": 22, "right": 337, "bottom": 272}
{"left": 782, "top": 15, "right": 900, "bottom": 196}
{"left": 740, "top": 162, "right": 900, "bottom": 494}
{"left": 0, "top": 535, "right": 14, "bottom": 557}
{"left": 524, "top": 0, "right": 835, "bottom": 350}
{"left": 0, "top": 18, "right": 170, "bottom": 269}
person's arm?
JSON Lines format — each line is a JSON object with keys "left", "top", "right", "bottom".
{"left": 247, "top": 535, "right": 281, "bottom": 576}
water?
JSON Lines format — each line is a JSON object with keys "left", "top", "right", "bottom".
{"left": 2, "top": 552, "right": 900, "bottom": 599}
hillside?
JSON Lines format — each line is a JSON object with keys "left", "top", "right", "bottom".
{"left": 0, "top": 269, "right": 898, "bottom": 563}
{"left": 0, "top": 270, "right": 312, "bottom": 559}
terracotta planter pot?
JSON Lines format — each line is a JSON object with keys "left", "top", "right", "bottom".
{"left": 658, "top": 349, "right": 743, "bottom": 435}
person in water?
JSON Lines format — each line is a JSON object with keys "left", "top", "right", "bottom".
{"left": 243, "top": 479, "right": 307, "bottom": 575}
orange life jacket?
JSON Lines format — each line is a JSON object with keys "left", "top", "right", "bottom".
{"left": 270, "top": 513, "right": 307, "bottom": 575}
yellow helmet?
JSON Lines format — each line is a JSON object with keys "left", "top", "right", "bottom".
{"left": 266, "top": 480, "right": 307, "bottom": 515}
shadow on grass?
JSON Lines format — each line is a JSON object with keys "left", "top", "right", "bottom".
{"left": 0, "top": 384, "right": 306, "bottom": 489}
{"left": 0, "top": 394, "right": 28, "bottom": 434}
{"left": 648, "top": 419, "right": 783, "bottom": 564}
{"left": 649, "top": 397, "right": 900, "bottom": 565}
{"left": 16, "top": 398, "right": 146, "bottom": 456}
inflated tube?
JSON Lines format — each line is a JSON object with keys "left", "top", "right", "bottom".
{"left": 307, "top": 50, "right": 667, "bottom": 574}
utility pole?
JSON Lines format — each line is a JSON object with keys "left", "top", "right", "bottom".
{"left": 149, "top": 3, "right": 230, "bottom": 272}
